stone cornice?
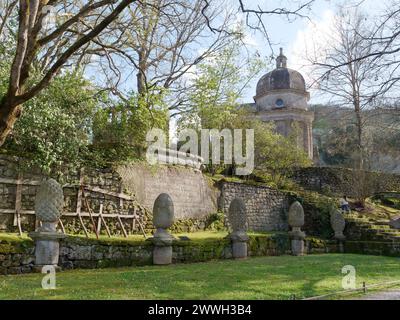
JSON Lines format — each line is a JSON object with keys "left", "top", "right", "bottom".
{"left": 255, "top": 108, "right": 314, "bottom": 123}
{"left": 254, "top": 89, "right": 310, "bottom": 102}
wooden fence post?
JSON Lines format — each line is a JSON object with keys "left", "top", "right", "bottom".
{"left": 76, "top": 170, "right": 89, "bottom": 238}
{"left": 14, "top": 173, "right": 23, "bottom": 235}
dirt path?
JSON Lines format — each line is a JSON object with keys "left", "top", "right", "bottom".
{"left": 355, "top": 289, "right": 400, "bottom": 300}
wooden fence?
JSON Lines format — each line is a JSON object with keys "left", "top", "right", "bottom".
{"left": 0, "top": 171, "right": 148, "bottom": 238}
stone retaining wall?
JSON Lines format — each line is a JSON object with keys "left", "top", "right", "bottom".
{"left": 344, "top": 241, "right": 400, "bottom": 257}
{"left": 0, "top": 155, "right": 146, "bottom": 234}
{"left": 0, "top": 234, "right": 295, "bottom": 274}
{"left": 291, "top": 167, "right": 400, "bottom": 197}
{"left": 117, "top": 164, "right": 218, "bottom": 219}
{"left": 0, "top": 156, "right": 219, "bottom": 234}
{"left": 219, "top": 181, "right": 290, "bottom": 232}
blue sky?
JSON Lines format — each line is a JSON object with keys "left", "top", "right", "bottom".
{"left": 83, "top": 0, "right": 392, "bottom": 127}
{"left": 240, "top": 0, "right": 392, "bottom": 103}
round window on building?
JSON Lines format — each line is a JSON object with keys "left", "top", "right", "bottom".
{"left": 275, "top": 98, "right": 284, "bottom": 108}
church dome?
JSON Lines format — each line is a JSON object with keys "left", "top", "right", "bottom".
{"left": 256, "top": 48, "right": 306, "bottom": 98}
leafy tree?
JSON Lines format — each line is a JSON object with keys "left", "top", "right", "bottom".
{"left": 3, "top": 71, "right": 97, "bottom": 176}
{"left": 178, "top": 41, "right": 265, "bottom": 131}
{"left": 251, "top": 120, "right": 311, "bottom": 188}
{"left": 177, "top": 41, "right": 264, "bottom": 174}
{"left": 92, "top": 89, "right": 169, "bottom": 162}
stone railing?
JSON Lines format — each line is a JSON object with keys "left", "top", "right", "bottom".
{"left": 148, "top": 148, "right": 203, "bottom": 170}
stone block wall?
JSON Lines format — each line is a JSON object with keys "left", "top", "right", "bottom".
{"left": 1, "top": 234, "right": 341, "bottom": 275}
{"left": 291, "top": 167, "right": 400, "bottom": 197}
{"left": 0, "top": 155, "right": 221, "bottom": 234}
{"left": 117, "top": 164, "right": 219, "bottom": 219}
{"left": 0, "top": 155, "right": 150, "bottom": 234}
{"left": 0, "top": 234, "right": 294, "bottom": 274}
{"left": 219, "top": 181, "right": 290, "bottom": 232}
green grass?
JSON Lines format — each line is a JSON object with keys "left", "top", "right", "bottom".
{"left": 0, "top": 254, "right": 399, "bottom": 300}
{"left": 0, "top": 233, "right": 32, "bottom": 243}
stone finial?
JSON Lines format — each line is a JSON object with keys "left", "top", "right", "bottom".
{"left": 228, "top": 197, "right": 247, "bottom": 232}
{"left": 330, "top": 209, "right": 346, "bottom": 240}
{"left": 153, "top": 193, "right": 174, "bottom": 230}
{"left": 276, "top": 47, "right": 287, "bottom": 68}
{"left": 151, "top": 193, "right": 175, "bottom": 265}
{"left": 288, "top": 201, "right": 305, "bottom": 256}
{"left": 228, "top": 198, "right": 248, "bottom": 259}
{"left": 29, "top": 178, "right": 66, "bottom": 270}
{"left": 35, "top": 178, "right": 64, "bottom": 223}
{"left": 288, "top": 201, "right": 304, "bottom": 229}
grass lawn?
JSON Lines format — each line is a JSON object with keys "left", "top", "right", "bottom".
{"left": 0, "top": 254, "right": 399, "bottom": 300}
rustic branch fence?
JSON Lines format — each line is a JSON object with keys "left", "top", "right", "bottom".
{"left": 0, "top": 171, "right": 148, "bottom": 239}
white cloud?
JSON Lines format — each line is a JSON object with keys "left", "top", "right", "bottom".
{"left": 287, "top": 9, "right": 336, "bottom": 87}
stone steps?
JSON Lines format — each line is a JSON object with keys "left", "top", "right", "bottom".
{"left": 345, "top": 215, "right": 400, "bottom": 242}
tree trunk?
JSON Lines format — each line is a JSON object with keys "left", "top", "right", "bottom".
{"left": 0, "top": 97, "right": 21, "bottom": 146}
{"left": 355, "top": 104, "right": 363, "bottom": 170}
{"left": 137, "top": 50, "right": 146, "bottom": 96}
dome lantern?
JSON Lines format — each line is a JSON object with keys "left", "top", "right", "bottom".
{"left": 276, "top": 48, "right": 287, "bottom": 68}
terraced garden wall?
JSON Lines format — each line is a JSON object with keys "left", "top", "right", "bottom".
{"left": 0, "top": 155, "right": 219, "bottom": 235}
{"left": 291, "top": 167, "right": 400, "bottom": 197}
{"left": 0, "top": 233, "right": 340, "bottom": 275}
{"left": 219, "top": 181, "right": 290, "bottom": 232}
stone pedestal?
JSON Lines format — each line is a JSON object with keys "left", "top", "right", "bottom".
{"left": 289, "top": 229, "right": 305, "bottom": 256}
{"left": 29, "top": 230, "right": 66, "bottom": 271}
{"left": 230, "top": 231, "right": 249, "bottom": 259}
{"left": 151, "top": 229, "right": 175, "bottom": 265}
{"left": 153, "top": 246, "right": 173, "bottom": 265}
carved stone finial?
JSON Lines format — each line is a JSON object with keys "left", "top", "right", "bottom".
{"left": 153, "top": 193, "right": 174, "bottom": 230}
{"left": 288, "top": 201, "right": 306, "bottom": 256}
{"left": 330, "top": 208, "right": 346, "bottom": 240}
{"left": 228, "top": 198, "right": 247, "bottom": 232}
{"left": 151, "top": 193, "right": 175, "bottom": 265}
{"left": 35, "top": 178, "right": 64, "bottom": 223}
{"left": 288, "top": 201, "right": 304, "bottom": 229}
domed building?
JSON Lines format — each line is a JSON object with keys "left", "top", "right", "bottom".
{"left": 250, "top": 48, "right": 314, "bottom": 159}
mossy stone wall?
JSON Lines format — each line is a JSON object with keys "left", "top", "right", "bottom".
{"left": 0, "top": 233, "right": 294, "bottom": 274}
{"left": 291, "top": 167, "right": 400, "bottom": 197}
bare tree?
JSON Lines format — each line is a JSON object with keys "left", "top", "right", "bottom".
{"left": 85, "top": 0, "right": 235, "bottom": 112}
{"left": 60, "top": 0, "right": 316, "bottom": 121}
{"left": 310, "top": 2, "right": 400, "bottom": 112}
{"left": 308, "top": 8, "right": 380, "bottom": 169}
